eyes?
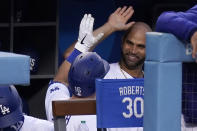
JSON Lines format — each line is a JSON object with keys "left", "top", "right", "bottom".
{"left": 125, "top": 40, "right": 145, "bottom": 49}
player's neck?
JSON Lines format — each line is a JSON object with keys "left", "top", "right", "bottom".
{"left": 119, "top": 62, "right": 144, "bottom": 78}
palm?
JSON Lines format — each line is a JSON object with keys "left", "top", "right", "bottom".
{"left": 108, "top": 6, "right": 135, "bottom": 31}
{"left": 109, "top": 14, "right": 128, "bottom": 30}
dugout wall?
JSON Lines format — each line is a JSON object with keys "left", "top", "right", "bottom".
{"left": 144, "top": 32, "right": 195, "bottom": 131}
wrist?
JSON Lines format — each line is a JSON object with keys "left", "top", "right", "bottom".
{"left": 66, "top": 49, "right": 82, "bottom": 63}
{"left": 74, "top": 41, "right": 89, "bottom": 53}
{"left": 104, "top": 22, "right": 117, "bottom": 33}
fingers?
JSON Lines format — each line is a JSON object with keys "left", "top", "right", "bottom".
{"left": 85, "top": 14, "right": 92, "bottom": 32}
{"left": 124, "top": 7, "right": 134, "bottom": 20}
{"left": 122, "top": 6, "right": 133, "bottom": 17}
{"left": 116, "top": 6, "right": 134, "bottom": 17}
{"left": 114, "top": 7, "right": 121, "bottom": 14}
{"left": 88, "top": 16, "right": 94, "bottom": 32}
{"left": 119, "top": 6, "right": 127, "bottom": 15}
{"left": 80, "top": 14, "right": 87, "bottom": 29}
{"left": 80, "top": 14, "right": 94, "bottom": 33}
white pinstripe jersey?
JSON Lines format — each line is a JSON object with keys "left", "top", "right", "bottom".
{"left": 45, "top": 62, "right": 193, "bottom": 131}
{"left": 20, "top": 115, "right": 54, "bottom": 131}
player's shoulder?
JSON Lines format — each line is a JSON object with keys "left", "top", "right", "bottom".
{"left": 46, "top": 80, "right": 70, "bottom": 97}
{"left": 21, "top": 115, "right": 54, "bottom": 131}
{"left": 23, "top": 115, "right": 53, "bottom": 124}
{"left": 104, "top": 62, "right": 121, "bottom": 79}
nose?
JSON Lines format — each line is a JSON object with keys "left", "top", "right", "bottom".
{"left": 131, "top": 45, "right": 137, "bottom": 54}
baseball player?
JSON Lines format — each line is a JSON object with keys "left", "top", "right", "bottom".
{"left": 156, "top": 4, "right": 197, "bottom": 61}
{"left": 63, "top": 5, "right": 195, "bottom": 131}
{"left": 155, "top": 5, "right": 197, "bottom": 130}
{"left": 45, "top": 14, "right": 108, "bottom": 131}
{"left": 64, "top": 6, "right": 151, "bottom": 80}
{"left": 0, "top": 85, "right": 54, "bottom": 131}
{"left": 63, "top": 6, "right": 151, "bottom": 131}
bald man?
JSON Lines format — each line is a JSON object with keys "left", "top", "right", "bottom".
{"left": 104, "top": 22, "right": 152, "bottom": 80}
{"left": 102, "top": 22, "right": 151, "bottom": 131}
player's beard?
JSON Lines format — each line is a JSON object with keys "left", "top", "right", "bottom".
{"left": 120, "top": 50, "right": 145, "bottom": 70}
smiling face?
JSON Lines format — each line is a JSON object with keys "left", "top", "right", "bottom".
{"left": 120, "top": 22, "right": 151, "bottom": 70}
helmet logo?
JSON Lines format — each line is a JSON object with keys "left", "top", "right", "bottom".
{"left": 0, "top": 105, "right": 10, "bottom": 115}
{"left": 75, "top": 87, "right": 82, "bottom": 96}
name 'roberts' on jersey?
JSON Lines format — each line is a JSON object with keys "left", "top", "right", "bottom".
{"left": 119, "top": 86, "right": 144, "bottom": 96}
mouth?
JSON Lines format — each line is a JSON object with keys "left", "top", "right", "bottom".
{"left": 127, "top": 54, "right": 139, "bottom": 62}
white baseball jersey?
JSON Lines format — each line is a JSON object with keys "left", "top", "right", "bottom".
{"left": 45, "top": 63, "right": 193, "bottom": 131}
{"left": 105, "top": 63, "right": 195, "bottom": 131}
{"left": 20, "top": 115, "right": 54, "bottom": 131}
{"left": 104, "top": 62, "right": 143, "bottom": 131}
{"left": 104, "top": 63, "right": 134, "bottom": 79}
{"left": 45, "top": 82, "right": 97, "bottom": 131}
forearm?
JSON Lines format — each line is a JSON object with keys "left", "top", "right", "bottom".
{"left": 53, "top": 60, "right": 71, "bottom": 85}
{"left": 89, "top": 22, "right": 116, "bottom": 51}
{"left": 185, "top": 4, "right": 197, "bottom": 21}
{"left": 93, "top": 22, "right": 116, "bottom": 42}
{"left": 156, "top": 11, "right": 197, "bottom": 42}
{"left": 63, "top": 41, "right": 76, "bottom": 59}
{"left": 64, "top": 6, "right": 134, "bottom": 58}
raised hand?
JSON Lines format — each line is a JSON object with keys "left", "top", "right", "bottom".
{"left": 191, "top": 31, "right": 197, "bottom": 62}
{"left": 107, "top": 6, "right": 135, "bottom": 31}
{"left": 75, "top": 14, "right": 104, "bottom": 53}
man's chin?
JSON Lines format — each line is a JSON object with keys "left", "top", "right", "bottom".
{"left": 125, "top": 62, "right": 139, "bottom": 70}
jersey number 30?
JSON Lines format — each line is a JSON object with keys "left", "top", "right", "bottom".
{"left": 122, "top": 97, "right": 144, "bottom": 118}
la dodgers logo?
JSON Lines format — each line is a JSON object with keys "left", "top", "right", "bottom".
{"left": 75, "top": 86, "right": 82, "bottom": 96}
{"left": 0, "top": 104, "right": 10, "bottom": 115}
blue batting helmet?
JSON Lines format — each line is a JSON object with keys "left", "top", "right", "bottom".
{"left": 68, "top": 52, "right": 110, "bottom": 97}
{"left": 0, "top": 86, "right": 24, "bottom": 128}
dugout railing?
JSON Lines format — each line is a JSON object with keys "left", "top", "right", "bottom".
{"left": 144, "top": 32, "right": 196, "bottom": 131}
{"left": 53, "top": 99, "right": 105, "bottom": 131}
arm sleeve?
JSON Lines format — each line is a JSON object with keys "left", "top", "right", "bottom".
{"left": 184, "top": 4, "right": 197, "bottom": 23}
{"left": 45, "top": 81, "right": 70, "bottom": 122}
{"left": 156, "top": 9, "right": 197, "bottom": 42}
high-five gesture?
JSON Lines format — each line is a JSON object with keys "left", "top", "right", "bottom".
{"left": 75, "top": 14, "right": 104, "bottom": 52}
{"left": 107, "top": 6, "right": 135, "bottom": 31}
{"left": 64, "top": 6, "right": 136, "bottom": 58}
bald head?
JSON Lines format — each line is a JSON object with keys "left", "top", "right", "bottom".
{"left": 122, "top": 22, "right": 152, "bottom": 42}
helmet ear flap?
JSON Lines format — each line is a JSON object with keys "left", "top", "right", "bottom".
{"left": 68, "top": 52, "right": 110, "bottom": 97}
{"left": 0, "top": 86, "right": 24, "bottom": 128}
